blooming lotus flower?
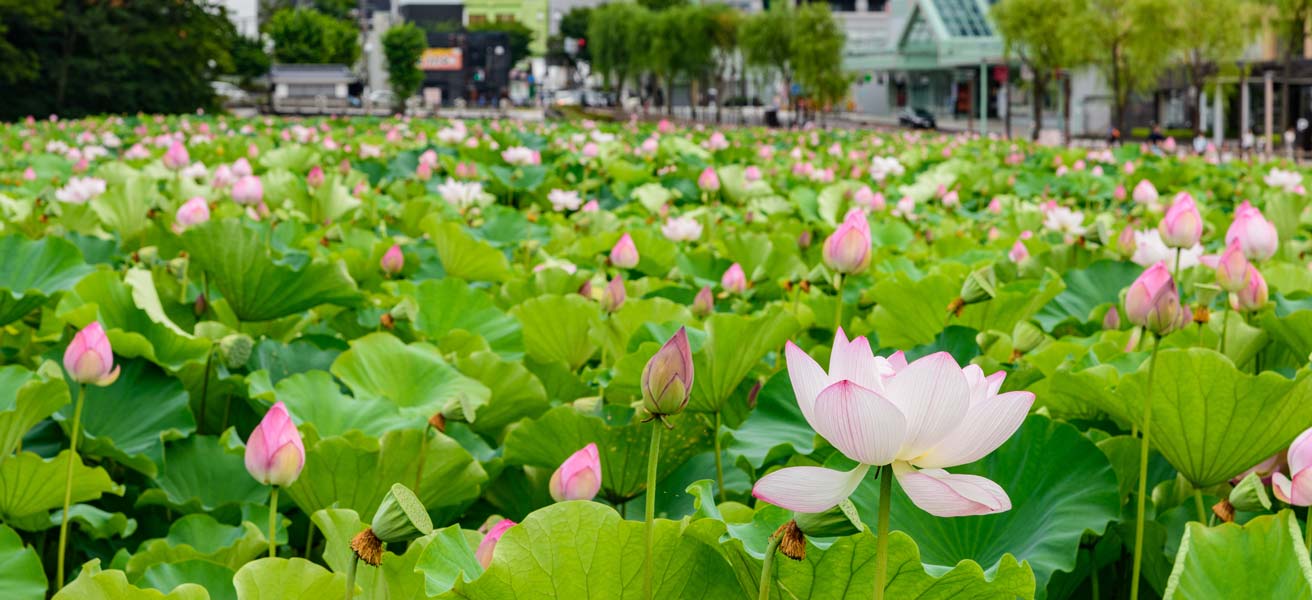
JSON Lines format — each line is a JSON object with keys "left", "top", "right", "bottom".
{"left": 211, "top": 164, "right": 234, "bottom": 189}
{"left": 1131, "top": 229, "right": 1202, "bottom": 269}
{"left": 162, "top": 141, "right": 189, "bottom": 170}
{"left": 1042, "top": 206, "right": 1087, "bottom": 237}
{"left": 581, "top": 200, "right": 599, "bottom": 212}
{"left": 549, "top": 443, "right": 602, "bottom": 502}
{"left": 661, "top": 216, "right": 702, "bottom": 242}
{"left": 1226, "top": 201, "right": 1278, "bottom": 261}
{"left": 582, "top": 142, "right": 600, "bottom": 158}
{"left": 232, "top": 157, "right": 253, "bottom": 177}
{"left": 744, "top": 165, "right": 762, "bottom": 182}
{"left": 54, "top": 177, "right": 106, "bottom": 204}
{"left": 869, "top": 156, "right": 904, "bottom": 181}
{"left": 721, "top": 263, "right": 747, "bottom": 293}
{"left": 548, "top": 189, "right": 582, "bottom": 212}
{"left": 641, "top": 327, "right": 693, "bottom": 418}
{"left": 1008, "top": 241, "right": 1029, "bottom": 263}
{"left": 610, "top": 233, "right": 639, "bottom": 269}
{"left": 63, "top": 322, "right": 120, "bottom": 386}
{"left": 416, "top": 162, "right": 433, "bottom": 181}
{"left": 1124, "top": 262, "right": 1190, "bottom": 335}
{"left": 501, "top": 146, "right": 540, "bottom": 166}
{"left": 1274, "top": 427, "right": 1312, "bottom": 506}
{"left": 987, "top": 198, "right": 1002, "bottom": 214}
{"left": 823, "top": 209, "right": 871, "bottom": 274}
{"left": 1230, "top": 266, "right": 1268, "bottom": 312}
{"left": 1265, "top": 168, "right": 1303, "bottom": 194}
{"left": 698, "top": 167, "right": 720, "bottom": 192}
{"left": 175, "top": 197, "right": 210, "bottom": 231}
{"left": 1213, "top": 240, "right": 1251, "bottom": 293}
{"left": 306, "top": 165, "right": 325, "bottom": 188}
{"left": 1158, "top": 193, "right": 1202, "bottom": 248}
{"left": 437, "top": 178, "right": 490, "bottom": 210}
{"left": 1132, "top": 180, "right": 1158, "bottom": 207}
{"left": 752, "top": 331, "right": 1033, "bottom": 516}
{"left": 231, "top": 175, "right": 263, "bottom": 206}
{"left": 476, "top": 519, "right": 515, "bottom": 568}
{"left": 381, "top": 244, "right": 404, "bottom": 275}
{"left": 244, "top": 401, "right": 305, "bottom": 487}
{"left": 692, "top": 285, "right": 714, "bottom": 317}
{"left": 1113, "top": 184, "right": 1127, "bottom": 201}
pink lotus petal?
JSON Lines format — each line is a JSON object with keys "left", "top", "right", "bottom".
{"left": 893, "top": 463, "right": 1011, "bottom": 517}
{"left": 785, "top": 341, "right": 829, "bottom": 430}
{"left": 885, "top": 352, "right": 970, "bottom": 460}
{"left": 812, "top": 381, "right": 906, "bottom": 465}
{"left": 752, "top": 465, "right": 870, "bottom": 513}
{"left": 828, "top": 329, "right": 884, "bottom": 392}
{"left": 914, "top": 391, "right": 1033, "bottom": 469}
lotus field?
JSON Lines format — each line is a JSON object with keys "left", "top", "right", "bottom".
{"left": 3, "top": 114, "right": 1312, "bottom": 599}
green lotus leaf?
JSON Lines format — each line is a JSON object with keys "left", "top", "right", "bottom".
{"left": 310, "top": 508, "right": 430, "bottom": 599}
{"left": 510, "top": 294, "right": 603, "bottom": 371}
{"left": 414, "top": 524, "right": 484, "bottom": 597}
{"left": 422, "top": 218, "right": 512, "bottom": 282}
{"left": 182, "top": 218, "right": 362, "bottom": 322}
{"left": 55, "top": 560, "right": 208, "bottom": 600}
{"left": 232, "top": 558, "right": 345, "bottom": 600}
{"left": 453, "top": 351, "right": 549, "bottom": 438}
{"left": 330, "top": 332, "right": 491, "bottom": 424}
{"left": 59, "top": 269, "right": 211, "bottom": 371}
{"left": 690, "top": 308, "right": 800, "bottom": 413}
{"left": 139, "top": 561, "right": 236, "bottom": 600}
{"left": 125, "top": 514, "right": 267, "bottom": 581}
{"left": 1164, "top": 511, "right": 1312, "bottom": 599}
{"left": 0, "top": 451, "right": 122, "bottom": 523}
{"left": 50, "top": 504, "right": 138, "bottom": 540}
{"left": 849, "top": 415, "right": 1118, "bottom": 599}
{"left": 138, "top": 432, "right": 268, "bottom": 514}
{"left": 0, "top": 362, "right": 69, "bottom": 466}
{"left": 868, "top": 266, "right": 964, "bottom": 348}
{"left": 401, "top": 278, "right": 524, "bottom": 358}
{"left": 0, "top": 234, "right": 92, "bottom": 326}
{"left": 0, "top": 523, "right": 45, "bottom": 600}
{"left": 1035, "top": 260, "right": 1141, "bottom": 330}
{"left": 724, "top": 368, "right": 816, "bottom": 470}
{"left": 256, "top": 370, "right": 409, "bottom": 439}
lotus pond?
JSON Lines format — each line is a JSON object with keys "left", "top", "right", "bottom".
{"left": 1, "top": 114, "right": 1311, "bottom": 599}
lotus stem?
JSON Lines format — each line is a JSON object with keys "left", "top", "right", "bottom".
{"left": 1089, "top": 547, "right": 1100, "bottom": 600}
{"left": 56, "top": 383, "right": 87, "bottom": 589}
{"left": 1130, "top": 334, "right": 1162, "bottom": 600}
{"left": 268, "top": 486, "right": 279, "bottom": 558}
{"left": 714, "top": 411, "right": 726, "bottom": 503}
{"left": 198, "top": 346, "right": 214, "bottom": 435}
{"left": 344, "top": 555, "right": 359, "bottom": 600}
{"left": 415, "top": 424, "right": 431, "bottom": 492}
{"left": 1305, "top": 516, "right": 1312, "bottom": 554}
{"left": 1219, "top": 309, "right": 1230, "bottom": 355}
{"left": 758, "top": 533, "right": 782, "bottom": 600}
{"left": 643, "top": 422, "right": 662, "bottom": 600}
{"left": 874, "top": 465, "right": 892, "bottom": 600}
{"left": 1194, "top": 489, "right": 1207, "bottom": 523}
{"left": 305, "top": 521, "right": 316, "bottom": 559}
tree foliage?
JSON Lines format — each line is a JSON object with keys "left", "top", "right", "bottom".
{"left": 740, "top": 4, "right": 795, "bottom": 96}
{"left": 588, "top": 2, "right": 648, "bottom": 100}
{"left": 1077, "top": 0, "right": 1181, "bottom": 133}
{"left": 383, "top": 23, "right": 427, "bottom": 112}
{"left": 990, "top": 0, "right": 1090, "bottom": 139}
{"left": 791, "top": 3, "right": 850, "bottom": 110}
{"left": 265, "top": 8, "right": 359, "bottom": 65}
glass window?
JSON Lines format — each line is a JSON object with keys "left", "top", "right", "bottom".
{"left": 934, "top": 0, "right": 992, "bottom": 37}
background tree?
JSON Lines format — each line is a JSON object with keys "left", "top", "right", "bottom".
{"left": 559, "top": 6, "right": 591, "bottom": 63}
{"left": 1176, "top": 0, "right": 1254, "bottom": 134}
{"left": 1077, "top": 0, "right": 1181, "bottom": 135}
{"left": 265, "top": 8, "right": 360, "bottom": 65}
{"left": 740, "top": 5, "right": 796, "bottom": 109}
{"left": 791, "top": 3, "right": 848, "bottom": 118}
{"left": 990, "top": 0, "right": 1090, "bottom": 140}
{"left": 589, "top": 2, "right": 647, "bottom": 108}
{"left": 0, "top": 0, "right": 59, "bottom": 85}
{"left": 706, "top": 4, "right": 740, "bottom": 121}
{"left": 229, "top": 34, "right": 272, "bottom": 86}
{"left": 467, "top": 20, "right": 534, "bottom": 66}
{"left": 382, "top": 23, "right": 426, "bottom": 112}
{"left": 1267, "top": 0, "right": 1312, "bottom": 131}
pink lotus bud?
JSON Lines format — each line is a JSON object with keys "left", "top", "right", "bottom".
{"left": 73, "top": 157, "right": 89, "bottom": 173}
{"left": 381, "top": 244, "right": 404, "bottom": 275}
{"left": 641, "top": 327, "right": 693, "bottom": 417}
{"left": 1214, "top": 240, "right": 1251, "bottom": 292}
{"left": 1113, "top": 184, "right": 1127, "bottom": 201}
{"left": 610, "top": 234, "right": 639, "bottom": 269}
{"left": 987, "top": 227, "right": 1000, "bottom": 241}
{"left": 582, "top": 142, "right": 599, "bottom": 158}
{"left": 1116, "top": 225, "right": 1137, "bottom": 257}
{"left": 416, "top": 162, "right": 433, "bottom": 181}
{"left": 243, "top": 401, "right": 305, "bottom": 487}
{"left": 22, "top": 167, "right": 36, "bottom": 181}
{"left": 823, "top": 209, "right": 871, "bottom": 274}
{"left": 1159, "top": 193, "right": 1202, "bottom": 248}
{"left": 721, "top": 263, "right": 747, "bottom": 293}
{"left": 175, "top": 197, "right": 210, "bottom": 230}
{"left": 1125, "top": 262, "right": 1187, "bottom": 335}
{"left": 744, "top": 166, "right": 762, "bottom": 182}
{"left": 698, "top": 167, "right": 720, "bottom": 192}
{"left": 1092, "top": 165, "right": 1104, "bottom": 177}
{"left": 658, "top": 119, "right": 673, "bottom": 134}
{"left": 987, "top": 198, "right": 1002, "bottom": 214}
{"left": 419, "top": 149, "right": 438, "bottom": 168}
{"left": 163, "top": 141, "right": 189, "bottom": 170}
{"left": 692, "top": 285, "right": 714, "bottom": 317}
{"left": 1132, "top": 180, "right": 1157, "bottom": 205}
{"left": 353, "top": 181, "right": 368, "bottom": 197}
{"left": 1230, "top": 266, "right": 1268, "bottom": 312}
{"left": 798, "top": 230, "right": 813, "bottom": 248}
{"left": 211, "top": 164, "right": 234, "bottom": 189}
{"left": 935, "top": 184, "right": 947, "bottom": 198}
{"left": 1008, "top": 241, "right": 1029, "bottom": 263}
{"left": 942, "top": 190, "right": 959, "bottom": 207}
{"left": 1124, "top": 161, "right": 1136, "bottom": 175}
{"left": 853, "top": 186, "right": 876, "bottom": 209}
{"left": 1226, "top": 201, "right": 1279, "bottom": 261}
{"left": 1103, "top": 306, "right": 1121, "bottom": 330}
{"left": 231, "top": 175, "right": 263, "bottom": 206}
{"left": 247, "top": 144, "right": 259, "bottom": 158}
{"left": 548, "top": 443, "right": 602, "bottom": 502}
{"left": 476, "top": 519, "right": 515, "bottom": 568}
{"left": 232, "top": 157, "right": 253, "bottom": 177}
{"left": 306, "top": 165, "right": 325, "bottom": 188}
{"left": 339, "top": 159, "right": 352, "bottom": 176}
{"left": 63, "top": 322, "right": 120, "bottom": 386}
{"left": 600, "top": 276, "right": 625, "bottom": 313}
{"left": 582, "top": 200, "right": 599, "bottom": 212}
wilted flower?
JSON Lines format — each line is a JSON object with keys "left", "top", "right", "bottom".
{"left": 549, "top": 443, "right": 602, "bottom": 502}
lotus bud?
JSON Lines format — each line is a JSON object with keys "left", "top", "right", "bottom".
{"left": 1011, "top": 321, "right": 1044, "bottom": 353}
{"left": 610, "top": 233, "right": 639, "bottom": 269}
{"left": 381, "top": 244, "right": 404, "bottom": 276}
{"left": 1116, "top": 225, "right": 1137, "bottom": 258}
{"left": 22, "top": 167, "right": 36, "bottom": 181}
{"left": 1226, "top": 201, "right": 1278, "bottom": 261}
{"left": 1230, "top": 266, "right": 1268, "bottom": 312}
{"left": 1008, "top": 241, "right": 1029, "bottom": 263}
{"left": 1103, "top": 306, "right": 1121, "bottom": 330}
{"left": 592, "top": 276, "right": 624, "bottom": 313}
{"left": 823, "top": 208, "right": 871, "bottom": 274}
{"left": 1124, "top": 262, "right": 1185, "bottom": 335}
{"left": 231, "top": 175, "right": 263, "bottom": 206}
{"left": 63, "top": 322, "right": 121, "bottom": 386}
{"left": 698, "top": 167, "right": 720, "bottom": 192}
{"left": 692, "top": 286, "right": 715, "bottom": 317}
{"left": 794, "top": 499, "right": 865, "bottom": 538}
{"left": 1132, "top": 180, "right": 1157, "bottom": 205}
{"left": 798, "top": 230, "right": 813, "bottom": 249}
{"left": 1159, "top": 193, "right": 1202, "bottom": 248}
{"left": 721, "top": 263, "right": 747, "bottom": 294}
{"left": 476, "top": 519, "right": 516, "bottom": 568}
{"left": 175, "top": 197, "right": 210, "bottom": 230}
{"left": 306, "top": 165, "right": 325, "bottom": 188}
{"left": 641, "top": 327, "right": 693, "bottom": 420}
{"left": 1215, "top": 240, "right": 1251, "bottom": 292}
{"left": 548, "top": 443, "right": 602, "bottom": 502}
{"left": 163, "top": 141, "right": 189, "bottom": 170}
{"left": 219, "top": 333, "right": 254, "bottom": 369}
{"left": 243, "top": 401, "right": 305, "bottom": 487}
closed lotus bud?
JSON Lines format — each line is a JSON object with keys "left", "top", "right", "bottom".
{"left": 641, "top": 327, "right": 693, "bottom": 419}
{"left": 63, "top": 322, "right": 121, "bottom": 386}
{"left": 306, "top": 165, "right": 325, "bottom": 188}
{"left": 1008, "top": 241, "right": 1029, "bottom": 263}
{"left": 1133, "top": 179, "right": 1158, "bottom": 206}
{"left": 798, "top": 230, "right": 813, "bottom": 249}
{"left": 823, "top": 208, "right": 871, "bottom": 274}
{"left": 548, "top": 443, "right": 602, "bottom": 502}
{"left": 721, "top": 263, "right": 747, "bottom": 294}
{"left": 1125, "top": 262, "right": 1186, "bottom": 335}
{"left": 698, "top": 167, "right": 720, "bottom": 192}
{"left": 1226, "top": 201, "right": 1279, "bottom": 261}
{"left": 476, "top": 519, "right": 516, "bottom": 569}
{"left": 219, "top": 333, "right": 254, "bottom": 369}
{"left": 381, "top": 244, "right": 404, "bottom": 276}
{"left": 1214, "top": 240, "right": 1251, "bottom": 293}
{"left": 1159, "top": 193, "right": 1202, "bottom": 248}
{"left": 975, "top": 330, "right": 1008, "bottom": 355}
{"left": 370, "top": 483, "right": 434, "bottom": 544}
{"left": 163, "top": 141, "right": 189, "bottom": 170}
{"left": 175, "top": 197, "right": 210, "bottom": 230}
{"left": 1116, "top": 225, "right": 1137, "bottom": 258}
{"left": 1228, "top": 471, "right": 1272, "bottom": 513}
{"left": 1103, "top": 306, "right": 1121, "bottom": 330}
{"left": 610, "top": 233, "right": 639, "bottom": 269}
{"left": 600, "top": 276, "right": 626, "bottom": 313}
{"left": 231, "top": 175, "right": 263, "bottom": 206}
{"left": 1011, "top": 321, "right": 1044, "bottom": 353}
{"left": 794, "top": 499, "right": 865, "bottom": 538}
{"left": 1230, "top": 266, "right": 1268, "bottom": 312}
{"left": 692, "top": 285, "right": 715, "bottom": 317}
{"left": 244, "top": 401, "right": 305, "bottom": 487}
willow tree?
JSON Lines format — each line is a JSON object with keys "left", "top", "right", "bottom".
{"left": 991, "top": 0, "right": 1090, "bottom": 140}
{"left": 1079, "top": 0, "right": 1182, "bottom": 134}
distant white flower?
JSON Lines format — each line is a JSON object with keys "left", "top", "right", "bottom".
{"left": 1132, "top": 228, "right": 1202, "bottom": 269}
{"left": 1042, "top": 206, "right": 1087, "bottom": 237}
{"left": 437, "top": 122, "right": 467, "bottom": 144}
{"left": 1265, "top": 168, "right": 1303, "bottom": 194}
{"left": 502, "top": 146, "right": 541, "bottom": 166}
{"left": 437, "top": 178, "right": 491, "bottom": 209}
{"left": 180, "top": 161, "right": 209, "bottom": 180}
{"left": 869, "top": 155, "right": 905, "bottom": 182}
{"left": 662, "top": 216, "right": 703, "bottom": 242}
{"left": 55, "top": 177, "right": 107, "bottom": 204}
{"left": 548, "top": 189, "right": 582, "bottom": 212}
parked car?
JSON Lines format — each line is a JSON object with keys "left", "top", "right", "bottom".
{"left": 582, "top": 89, "right": 614, "bottom": 108}
{"left": 551, "top": 89, "right": 583, "bottom": 107}
{"left": 898, "top": 107, "right": 936, "bottom": 129}
{"left": 367, "top": 90, "right": 396, "bottom": 107}
{"left": 211, "top": 81, "right": 250, "bottom": 105}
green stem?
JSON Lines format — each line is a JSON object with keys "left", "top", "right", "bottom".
{"left": 1194, "top": 489, "right": 1207, "bottom": 523}
{"left": 758, "top": 534, "right": 782, "bottom": 600}
{"left": 305, "top": 521, "right": 317, "bottom": 560}
{"left": 1305, "top": 515, "right": 1312, "bottom": 554}
{"left": 1089, "top": 548, "right": 1100, "bottom": 600}
{"left": 1220, "top": 309, "right": 1230, "bottom": 355}
{"left": 268, "top": 486, "right": 279, "bottom": 558}
{"left": 643, "top": 423, "right": 663, "bottom": 600}
{"left": 344, "top": 555, "right": 359, "bottom": 600}
{"left": 1129, "top": 335, "right": 1162, "bottom": 600}
{"left": 198, "top": 346, "right": 214, "bottom": 435}
{"left": 833, "top": 274, "right": 845, "bottom": 334}
{"left": 1172, "top": 248, "right": 1181, "bottom": 288}
{"left": 714, "top": 411, "right": 726, "bottom": 503}
{"left": 56, "top": 384, "right": 87, "bottom": 590}
{"left": 415, "top": 424, "right": 431, "bottom": 492}
{"left": 874, "top": 466, "right": 892, "bottom": 600}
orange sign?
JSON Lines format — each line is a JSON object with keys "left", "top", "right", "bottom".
{"left": 420, "top": 48, "right": 463, "bottom": 72}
